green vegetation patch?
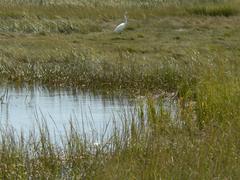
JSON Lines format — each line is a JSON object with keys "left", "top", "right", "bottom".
{"left": 0, "top": 1, "right": 240, "bottom": 178}
{"left": 187, "top": 4, "right": 238, "bottom": 16}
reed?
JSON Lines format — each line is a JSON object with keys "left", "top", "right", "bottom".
{"left": 0, "top": 78, "right": 239, "bottom": 178}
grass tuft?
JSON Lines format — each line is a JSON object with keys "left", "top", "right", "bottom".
{"left": 187, "top": 4, "right": 238, "bottom": 17}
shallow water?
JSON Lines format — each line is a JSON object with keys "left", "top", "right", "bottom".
{"left": 0, "top": 85, "right": 135, "bottom": 138}
{"left": 0, "top": 85, "right": 180, "bottom": 142}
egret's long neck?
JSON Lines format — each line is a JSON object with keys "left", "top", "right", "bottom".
{"left": 124, "top": 15, "right": 128, "bottom": 24}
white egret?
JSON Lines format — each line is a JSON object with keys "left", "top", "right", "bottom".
{"left": 114, "top": 12, "right": 128, "bottom": 33}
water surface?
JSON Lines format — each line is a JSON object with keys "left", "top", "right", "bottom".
{"left": 0, "top": 85, "right": 180, "bottom": 143}
{"left": 0, "top": 85, "right": 135, "bottom": 137}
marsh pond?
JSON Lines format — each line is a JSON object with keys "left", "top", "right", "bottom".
{"left": 0, "top": 85, "right": 178, "bottom": 140}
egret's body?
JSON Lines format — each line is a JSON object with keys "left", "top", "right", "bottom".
{"left": 114, "top": 14, "right": 128, "bottom": 33}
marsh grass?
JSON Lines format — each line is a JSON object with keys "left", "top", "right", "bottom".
{"left": 0, "top": 79, "right": 239, "bottom": 179}
{"left": 0, "top": 0, "right": 240, "bottom": 178}
{"left": 0, "top": 50, "right": 198, "bottom": 95}
{"left": 0, "top": 59, "right": 239, "bottom": 177}
{"left": 0, "top": 1, "right": 238, "bottom": 95}
{"left": 187, "top": 4, "right": 238, "bottom": 16}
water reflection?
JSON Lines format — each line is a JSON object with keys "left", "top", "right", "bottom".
{"left": 0, "top": 85, "right": 135, "bottom": 136}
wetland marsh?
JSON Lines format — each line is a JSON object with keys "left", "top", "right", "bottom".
{"left": 0, "top": 0, "right": 240, "bottom": 179}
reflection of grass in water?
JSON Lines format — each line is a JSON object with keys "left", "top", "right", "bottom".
{"left": 0, "top": 88, "right": 9, "bottom": 104}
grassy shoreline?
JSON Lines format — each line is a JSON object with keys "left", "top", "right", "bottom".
{"left": 0, "top": 6, "right": 240, "bottom": 94}
{"left": 1, "top": 90, "right": 240, "bottom": 178}
{"left": 0, "top": 0, "right": 240, "bottom": 179}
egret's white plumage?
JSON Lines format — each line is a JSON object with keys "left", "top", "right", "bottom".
{"left": 114, "top": 13, "right": 128, "bottom": 33}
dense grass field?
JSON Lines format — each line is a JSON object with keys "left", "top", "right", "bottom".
{"left": 0, "top": 0, "right": 240, "bottom": 179}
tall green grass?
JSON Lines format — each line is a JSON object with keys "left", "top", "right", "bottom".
{"left": 187, "top": 4, "right": 238, "bottom": 16}
{"left": 0, "top": 50, "right": 199, "bottom": 94}
{"left": 0, "top": 74, "right": 239, "bottom": 178}
{"left": 0, "top": 55, "right": 239, "bottom": 178}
